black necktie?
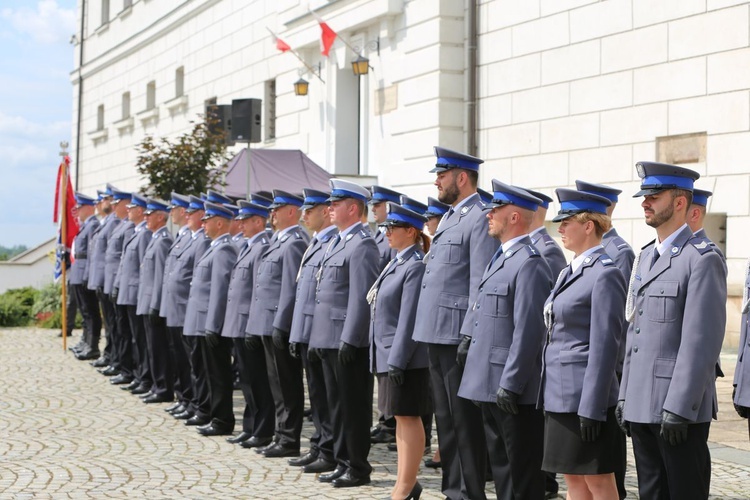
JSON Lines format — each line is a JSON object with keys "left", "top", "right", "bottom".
{"left": 650, "top": 248, "right": 660, "bottom": 270}
{"left": 490, "top": 246, "right": 503, "bottom": 267}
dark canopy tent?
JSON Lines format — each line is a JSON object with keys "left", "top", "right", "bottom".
{"left": 222, "top": 148, "right": 332, "bottom": 198}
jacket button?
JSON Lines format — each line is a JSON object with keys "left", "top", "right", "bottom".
{"left": 692, "top": 404, "right": 698, "bottom": 410}
{"left": 635, "top": 327, "right": 640, "bottom": 334}
{"left": 660, "top": 290, "right": 664, "bottom": 294}
{"left": 633, "top": 346, "right": 639, "bottom": 353}
{"left": 638, "top": 309, "right": 643, "bottom": 315}
{"left": 422, "top": 284, "right": 426, "bottom": 289}
{"left": 454, "top": 302, "right": 458, "bottom": 307}
{"left": 426, "top": 269, "right": 430, "bottom": 274}
{"left": 475, "top": 321, "right": 478, "bottom": 326}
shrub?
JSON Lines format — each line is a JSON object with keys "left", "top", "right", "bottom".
{"left": 0, "top": 287, "right": 38, "bottom": 326}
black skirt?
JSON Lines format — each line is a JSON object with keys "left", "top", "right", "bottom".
{"left": 542, "top": 406, "right": 623, "bottom": 475}
{"left": 376, "top": 368, "right": 433, "bottom": 417}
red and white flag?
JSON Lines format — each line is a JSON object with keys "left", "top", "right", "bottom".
{"left": 309, "top": 11, "right": 337, "bottom": 56}
{"left": 53, "top": 156, "right": 79, "bottom": 280}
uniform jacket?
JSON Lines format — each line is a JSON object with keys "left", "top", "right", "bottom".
{"left": 87, "top": 213, "right": 121, "bottom": 290}
{"left": 289, "top": 229, "right": 339, "bottom": 344}
{"left": 231, "top": 232, "right": 246, "bottom": 250}
{"left": 69, "top": 215, "right": 100, "bottom": 286}
{"left": 412, "top": 193, "right": 499, "bottom": 345}
{"left": 222, "top": 233, "right": 270, "bottom": 338}
{"left": 115, "top": 221, "right": 152, "bottom": 306}
{"left": 540, "top": 247, "right": 626, "bottom": 421}
{"left": 183, "top": 233, "right": 238, "bottom": 336}
{"left": 530, "top": 227, "right": 567, "bottom": 278}
{"left": 603, "top": 227, "right": 635, "bottom": 374}
{"left": 162, "top": 229, "right": 210, "bottom": 327}
{"left": 733, "top": 259, "right": 750, "bottom": 407}
{"left": 694, "top": 227, "right": 726, "bottom": 264}
{"left": 158, "top": 227, "right": 191, "bottom": 321}
{"left": 458, "top": 237, "right": 552, "bottom": 404}
{"left": 309, "top": 222, "right": 379, "bottom": 349}
{"left": 620, "top": 225, "right": 727, "bottom": 424}
{"left": 104, "top": 219, "right": 134, "bottom": 295}
{"left": 369, "top": 245, "right": 428, "bottom": 374}
{"left": 247, "top": 226, "right": 309, "bottom": 336}
{"left": 374, "top": 229, "right": 395, "bottom": 272}
{"left": 136, "top": 226, "right": 173, "bottom": 315}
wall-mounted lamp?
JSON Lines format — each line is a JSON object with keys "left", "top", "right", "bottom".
{"left": 292, "top": 62, "right": 323, "bottom": 97}
{"left": 351, "top": 37, "right": 380, "bottom": 76}
{"left": 294, "top": 78, "right": 310, "bottom": 96}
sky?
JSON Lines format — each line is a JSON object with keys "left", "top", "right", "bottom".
{"left": 0, "top": 0, "right": 77, "bottom": 248}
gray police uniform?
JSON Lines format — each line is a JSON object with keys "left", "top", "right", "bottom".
{"left": 374, "top": 229, "right": 395, "bottom": 272}
{"left": 70, "top": 214, "right": 102, "bottom": 351}
{"left": 620, "top": 226, "right": 726, "bottom": 499}
{"left": 184, "top": 233, "right": 238, "bottom": 431}
{"left": 104, "top": 219, "right": 134, "bottom": 378}
{"left": 137, "top": 226, "right": 173, "bottom": 400}
{"left": 246, "top": 225, "right": 309, "bottom": 449}
{"left": 223, "top": 232, "right": 275, "bottom": 440}
{"left": 530, "top": 227, "right": 567, "bottom": 278}
{"left": 87, "top": 212, "right": 121, "bottom": 361}
{"left": 309, "top": 222, "right": 379, "bottom": 480}
{"left": 458, "top": 236, "right": 552, "bottom": 499}
{"left": 733, "top": 259, "right": 750, "bottom": 429}
{"left": 412, "top": 192, "right": 498, "bottom": 500}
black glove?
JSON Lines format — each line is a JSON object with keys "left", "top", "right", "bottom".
{"left": 112, "top": 287, "right": 119, "bottom": 300}
{"left": 580, "top": 416, "right": 602, "bottom": 442}
{"left": 660, "top": 410, "right": 689, "bottom": 446}
{"left": 205, "top": 330, "right": 220, "bottom": 349}
{"left": 308, "top": 346, "right": 323, "bottom": 363}
{"left": 289, "top": 342, "right": 300, "bottom": 359}
{"left": 244, "top": 334, "right": 262, "bottom": 351}
{"left": 495, "top": 387, "right": 520, "bottom": 415}
{"left": 456, "top": 335, "right": 472, "bottom": 368}
{"left": 388, "top": 365, "right": 405, "bottom": 386}
{"left": 272, "top": 328, "right": 290, "bottom": 351}
{"left": 733, "top": 387, "right": 749, "bottom": 419}
{"left": 615, "top": 400, "right": 630, "bottom": 436}
{"left": 338, "top": 341, "right": 356, "bottom": 365}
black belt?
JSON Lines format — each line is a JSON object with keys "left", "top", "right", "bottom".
{"left": 74, "top": 253, "right": 88, "bottom": 259}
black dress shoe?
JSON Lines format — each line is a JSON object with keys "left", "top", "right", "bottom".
{"left": 197, "top": 424, "right": 233, "bottom": 436}
{"left": 142, "top": 394, "right": 173, "bottom": 404}
{"left": 332, "top": 471, "right": 370, "bottom": 488}
{"left": 99, "top": 366, "right": 119, "bottom": 376}
{"left": 240, "top": 436, "right": 273, "bottom": 449}
{"left": 318, "top": 465, "right": 346, "bottom": 483}
{"left": 303, "top": 457, "right": 337, "bottom": 473}
{"left": 262, "top": 443, "right": 300, "bottom": 458}
{"left": 226, "top": 432, "right": 253, "bottom": 444}
{"left": 131, "top": 386, "right": 150, "bottom": 395}
{"left": 254, "top": 441, "right": 277, "bottom": 454}
{"left": 185, "top": 415, "right": 209, "bottom": 426}
{"left": 288, "top": 450, "right": 319, "bottom": 467}
{"left": 58, "top": 330, "right": 72, "bottom": 337}
{"left": 138, "top": 391, "right": 156, "bottom": 399}
{"left": 173, "top": 410, "right": 194, "bottom": 420}
{"left": 121, "top": 380, "right": 139, "bottom": 391}
{"left": 167, "top": 404, "right": 186, "bottom": 415}
{"left": 110, "top": 375, "right": 133, "bottom": 385}
{"left": 165, "top": 402, "right": 182, "bottom": 413}
{"left": 90, "top": 357, "right": 109, "bottom": 368}
{"left": 370, "top": 429, "right": 396, "bottom": 444}
{"left": 76, "top": 349, "right": 101, "bottom": 361}
{"left": 423, "top": 458, "right": 441, "bottom": 469}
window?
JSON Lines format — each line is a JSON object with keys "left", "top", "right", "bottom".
{"left": 96, "top": 105, "right": 105, "bottom": 130}
{"left": 264, "top": 79, "right": 276, "bottom": 141}
{"left": 101, "top": 0, "right": 110, "bottom": 26}
{"left": 146, "top": 81, "right": 156, "bottom": 110}
{"left": 175, "top": 67, "right": 184, "bottom": 98}
{"left": 121, "top": 92, "right": 131, "bottom": 119}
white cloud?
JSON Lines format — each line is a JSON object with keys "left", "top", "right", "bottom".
{"left": 1, "top": 1, "right": 76, "bottom": 45}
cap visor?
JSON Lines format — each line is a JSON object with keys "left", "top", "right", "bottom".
{"left": 144, "top": 209, "right": 155, "bottom": 215}
{"left": 429, "top": 165, "right": 451, "bottom": 174}
{"left": 481, "top": 202, "right": 505, "bottom": 211}
{"left": 633, "top": 188, "right": 664, "bottom": 197}
{"left": 552, "top": 212, "right": 575, "bottom": 223}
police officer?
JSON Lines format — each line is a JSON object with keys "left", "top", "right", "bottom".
{"left": 287, "top": 189, "right": 338, "bottom": 471}
{"left": 687, "top": 188, "right": 726, "bottom": 262}
{"left": 246, "top": 190, "right": 309, "bottom": 458}
{"left": 88, "top": 185, "right": 121, "bottom": 369}
{"left": 308, "top": 179, "right": 379, "bottom": 488}
{"left": 369, "top": 186, "right": 404, "bottom": 272}
{"left": 224, "top": 201, "right": 275, "bottom": 448}
{"left": 524, "top": 188, "right": 568, "bottom": 278}
{"left": 734, "top": 258, "right": 750, "bottom": 439}
{"left": 115, "top": 194, "right": 153, "bottom": 395}
{"left": 413, "top": 147, "right": 498, "bottom": 500}
{"left": 458, "top": 180, "right": 552, "bottom": 499}
{"left": 168, "top": 195, "right": 211, "bottom": 424}
{"left": 106, "top": 189, "right": 135, "bottom": 386}
{"left": 184, "top": 201, "right": 238, "bottom": 436}
{"left": 70, "top": 193, "right": 102, "bottom": 361}
{"left": 399, "top": 195, "right": 427, "bottom": 216}
{"left": 225, "top": 203, "right": 246, "bottom": 249}
{"left": 618, "top": 162, "right": 727, "bottom": 499}
{"left": 424, "top": 197, "right": 450, "bottom": 237}
{"left": 136, "top": 199, "right": 174, "bottom": 404}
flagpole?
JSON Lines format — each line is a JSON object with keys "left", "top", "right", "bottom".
{"left": 59, "top": 142, "right": 69, "bottom": 351}
{"left": 265, "top": 27, "right": 325, "bottom": 83}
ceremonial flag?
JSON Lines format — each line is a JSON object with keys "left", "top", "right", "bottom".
{"left": 53, "top": 156, "right": 78, "bottom": 281}
{"left": 309, "top": 10, "right": 337, "bottom": 56}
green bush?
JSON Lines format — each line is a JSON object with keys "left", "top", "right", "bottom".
{"left": 0, "top": 287, "right": 38, "bottom": 326}
{"left": 31, "top": 282, "right": 81, "bottom": 329}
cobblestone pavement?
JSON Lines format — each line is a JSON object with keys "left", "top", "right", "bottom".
{"left": 0, "top": 328, "right": 748, "bottom": 499}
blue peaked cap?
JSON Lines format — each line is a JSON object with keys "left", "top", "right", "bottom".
{"left": 553, "top": 188, "right": 611, "bottom": 222}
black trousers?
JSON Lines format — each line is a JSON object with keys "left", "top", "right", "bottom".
{"left": 65, "top": 280, "right": 78, "bottom": 335}
{"left": 144, "top": 314, "right": 174, "bottom": 399}
{"left": 73, "top": 283, "right": 101, "bottom": 348}
{"left": 111, "top": 301, "right": 133, "bottom": 378}
{"left": 234, "top": 338, "right": 275, "bottom": 438}
{"left": 262, "top": 336, "right": 304, "bottom": 448}
{"left": 428, "top": 343, "right": 488, "bottom": 500}
{"left": 134, "top": 315, "right": 153, "bottom": 389}
{"left": 201, "top": 335, "right": 235, "bottom": 431}
{"left": 96, "top": 288, "right": 116, "bottom": 360}
{"left": 186, "top": 336, "right": 210, "bottom": 419}
{"left": 168, "top": 326, "right": 193, "bottom": 408}
{"left": 125, "top": 306, "right": 149, "bottom": 388}
{"left": 482, "top": 403, "right": 545, "bottom": 500}
{"left": 630, "top": 422, "right": 711, "bottom": 500}
{"left": 321, "top": 347, "right": 373, "bottom": 478}
{"left": 300, "top": 343, "right": 334, "bottom": 461}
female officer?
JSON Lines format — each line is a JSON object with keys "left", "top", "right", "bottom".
{"left": 367, "top": 202, "right": 432, "bottom": 500}
{"left": 540, "top": 188, "right": 626, "bottom": 500}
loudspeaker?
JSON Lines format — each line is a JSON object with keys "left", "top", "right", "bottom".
{"left": 205, "top": 104, "right": 235, "bottom": 146}
{"left": 231, "top": 98, "right": 262, "bottom": 143}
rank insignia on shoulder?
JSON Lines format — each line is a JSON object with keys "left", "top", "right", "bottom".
{"left": 359, "top": 229, "right": 369, "bottom": 238}
{"left": 616, "top": 242, "right": 629, "bottom": 249}
{"left": 525, "top": 245, "right": 538, "bottom": 256}
{"left": 692, "top": 240, "right": 713, "bottom": 254}
{"left": 261, "top": 237, "right": 267, "bottom": 244}
{"left": 280, "top": 235, "right": 289, "bottom": 242}
{"left": 294, "top": 231, "right": 302, "bottom": 239}
{"left": 601, "top": 258, "right": 613, "bottom": 266}
{"left": 544, "top": 240, "right": 556, "bottom": 246}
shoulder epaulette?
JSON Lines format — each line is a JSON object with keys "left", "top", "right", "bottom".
{"left": 690, "top": 237, "right": 713, "bottom": 255}
{"left": 360, "top": 229, "right": 370, "bottom": 238}
{"left": 641, "top": 239, "right": 656, "bottom": 251}
{"left": 615, "top": 241, "right": 629, "bottom": 249}
{"left": 525, "top": 244, "right": 540, "bottom": 257}
{"left": 600, "top": 257, "right": 614, "bottom": 266}
{"left": 294, "top": 231, "right": 303, "bottom": 239}
{"left": 412, "top": 251, "right": 424, "bottom": 261}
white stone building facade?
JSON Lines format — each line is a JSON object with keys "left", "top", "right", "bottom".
{"left": 71, "top": 0, "right": 750, "bottom": 345}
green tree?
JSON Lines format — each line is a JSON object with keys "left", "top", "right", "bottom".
{"left": 135, "top": 115, "right": 232, "bottom": 200}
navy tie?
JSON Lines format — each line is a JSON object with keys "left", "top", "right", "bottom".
{"left": 650, "top": 248, "right": 660, "bottom": 270}
{"left": 490, "top": 246, "right": 503, "bottom": 267}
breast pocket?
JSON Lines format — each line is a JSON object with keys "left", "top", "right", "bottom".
{"left": 325, "top": 258, "right": 346, "bottom": 282}
{"left": 437, "top": 234, "right": 463, "bottom": 264}
{"left": 238, "top": 262, "right": 252, "bottom": 280}
{"left": 483, "top": 283, "right": 510, "bottom": 318}
{"left": 646, "top": 281, "right": 680, "bottom": 323}
{"left": 195, "top": 261, "right": 210, "bottom": 280}
{"left": 262, "top": 255, "right": 282, "bottom": 278}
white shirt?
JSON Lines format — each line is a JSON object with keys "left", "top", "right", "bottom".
{"left": 655, "top": 223, "right": 688, "bottom": 256}
{"left": 501, "top": 234, "right": 528, "bottom": 253}
{"left": 570, "top": 244, "right": 603, "bottom": 273}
